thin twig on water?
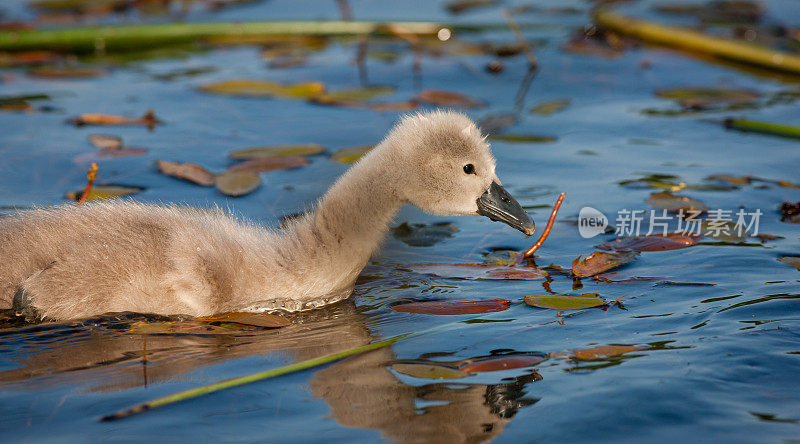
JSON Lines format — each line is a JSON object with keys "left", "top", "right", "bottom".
{"left": 523, "top": 193, "right": 565, "bottom": 258}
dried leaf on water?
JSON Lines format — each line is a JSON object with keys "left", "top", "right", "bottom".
{"left": 647, "top": 191, "right": 709, "bottom": 213}
{"left": 459, "top": 353, "right": 548, "bottom": 372}
{"left": 229, "top": 144, "right": 324, "bottom": 159}
{"left": 780, "top": 202, "right": 800, "bottom": 223}
{"left": 330, "top": 145, "right": 374, "bottom": 163}
{"left": 599, "top": 232, "right": 701, "bottom": 252}
{"left": 391, "top": 299, "right": 511, "bottom": 315}
{"left": 571, "top": 251, "right": 639, "bottom": 277}
{"left": 28, "top": 65, "right": 106, "bottom": 78}
{"left": 479, "top": 113, "right": 517, "bottom": 133}
{"left": 216, "top": 171, "right": 261, "bottom": 197}
{"left": 570, "top": 345, "right": 645, "bottom": 361}
{"left": 655, "top": 87, "right": 760, "bottom": 109}
{"left": 88, "top": 134, "right": 122, "bottom": 150}
{"left": 488, "top": 133, "right": 557, "bottom": 143}
{"left": 65, "top": 185, "right": 142, "bottom": 201}
{"left": 413, "top": 89, "right": 484, "bottom": 108}
{"left": 128, "top": 321, "right": 243, "bottom": 335}
{"left": 199, "top": 79, "right": 325, "bottom": 99}
{"left": 445, "top": 0, "right": 497, "bottom": 15}
{"left": 530, "top": 98, "right": 570, "bottom": 115}
{"left": 310, "top": 86, "right": 394, "bottom": 106}
{"left": 391, "top": 222, "right": 458, "bottom": 247}
{"left": 390, "top": 361, "right": 468, "bottom": 379}
{"left": 700, "top": 220, "right": 748, "bottom": 243}
{"left": 227, "top": 155, "right": 309, "bottom": 173}
{"left": 68, "top": 110, "right": 160, "bottom": 128}
{"left": 407, "top": 263, "right": 547, "bottom": 280}
{"left": 777, "top": 257, "right": 800, "bottom": 271}
{"left": 156, "top": 160, "right": 216, "bottom": 186}
{"left": 197, "top": 312, "right": 290, "bottom": 328}
{"left": 524, "top": 293, "right": 606, "bottom": 309}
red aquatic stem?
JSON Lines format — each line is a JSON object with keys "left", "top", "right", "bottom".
{"left": 523, "top": 192, "right": 565, "bottom": 258}
{"left": 78, "top": 162, "right": 99, "bottom": 205}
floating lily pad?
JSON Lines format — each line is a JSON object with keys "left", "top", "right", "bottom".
{"left": 216, "top": 171, "right": 261, "bottom": 197}
{"left": 413, "top": 89, "right": 484, "bottom": 108}
{"left": 199, "top": 79, "right": 325, "bottom": 99}
{"left": 157, "top": 160, "right": 216, "bottom": 186}
{"left": 777, "top": 257, "right": 800, "bottom": 271}
{"left": 88, "top": 134, "right": 122, "bottom": 150}
{"left": 780, "top": 202, "right": 800, "bottom": 223}
{"left": 655, "top": 87, "right": 761, "bottom": 109}
{"left": 599, "top": 232, "right": 701, "bottom": 252}
{"left": 311, "top": 86, "right": 394, "bottom": 106}
{"left": 68, "top": 110, "right": 160, "bottom": 128}
{"left": 128, "top": 320, "right": 243, "bottom": 335}
{"left": 28, "top": 65, "right": 106, "bottom": 78}
{"left": 391, "top": 222, "right": 458, "bottom": 247}
{"left": 407, "top": 263, "right": 547, "bottom": 280}
{"left": 196, "top": 312, "right": 290, "bottom": 328}
{"left": 445, "top": 0, "right": 497, "bottom": 14}
{"left": 530, "top": 98, "right": 570, "bottom": 115}
{"left": 700, "top": 220, "right": 748, "bottom": 242}
{"left": 524, "top": 293, "right": 606, "bottom": 309}
{"left": 479, "top": 113, "right": 517, "bottom": 133}
{"left": 647, "top": 191, "right": 709, "bottom": 213}
{"left": 571, "top": 251, "right": 639, "bottom": 277}
{"left": 65, "top": 185, "right": 142, "bottom": 201}
{"left": 229, "top": 144, "right": 324, "bottom": 159}
{"left": 570, "top": 345, "right": 645, "bottom": 361}
{"left": 390, "top": 299, "right": 511, "bottom": 315}
{"left": 488, "top": 133, "right": 557, "bottom": 143}
{"left": 459, "top": 353, "right": 548, "bottom": 372}
{"left": 227, "top": 155, "right": 309, "bottom": 173}
{"left": 330, "top": 145, "right": 374, "bottom": 163}
{"left": 390, "top": 361, "right": 468, "bottom": 379}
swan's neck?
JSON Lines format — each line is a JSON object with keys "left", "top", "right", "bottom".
{"left": 273, "top": 153, "right": 403, "bottom": 300}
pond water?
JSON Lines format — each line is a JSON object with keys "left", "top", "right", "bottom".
{"left": 1, "top": 0, "right": 799, "bottom": 442}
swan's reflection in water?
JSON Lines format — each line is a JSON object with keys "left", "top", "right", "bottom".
{"left": 0, "top": 301, "right": 540, "bottom": 442}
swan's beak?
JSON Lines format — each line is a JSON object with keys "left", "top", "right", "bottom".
{"left": 476, "top": 181, "right": 535, "bottom": 236}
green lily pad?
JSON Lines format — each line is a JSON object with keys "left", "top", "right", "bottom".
{"left": 390, "top": 361, "right": 468, "bottom": 379}
{"left": 530, "top": 98, "right": 570, "bottom": 115}
{"left": 330, "top": 145, "right": 374, "bottom": 163}
{"left": 524, "top": 293, "right": 606, "bottom": 309}
{"left": 216, "top": 171, "right": 261, "bottom": 197}
{"left": 230, "top": 144, "right": 324, "bottom": 159}
{"left": 199, "top": 79, "right": 325, "bottom": 99}
{"left": 655, "top": 87, "right": 761, "bottom": 109}
{"left": 489, "top": 133, "right": 557, "bottom": 143}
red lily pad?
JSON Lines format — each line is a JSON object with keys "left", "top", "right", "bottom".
{"left": 459, "top": 353, "right": 547, "bottom": 372}
{"left": 571, "top": 251, "right": 639, "bottom": 277}
{"left": 407, "top": 263, "right": 547, "bottom": 280}
{"left": 390, "top": 299, "right": 511, "bottom": 315}
{"left": 599, "top": 232, "right": 701, "bottom": 252}
{"left": 227, "top": 155, "right": 309, "bottom": 173}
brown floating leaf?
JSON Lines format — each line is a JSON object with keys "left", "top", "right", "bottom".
{"left": 65, "top": 185, "right": 142, "bottom": 201}
{"left": 157, "top": 160, "right": 216, "bottom": 186}
{"left": 88, "top": 134, "right": 122, "bottom": 150}
{"left": 488, "top": 133, "right": 557, "bottom": 143}
{"left": 330, "top": 145, "right": 374, "bottom": 163}
{"left": 479, "top": 113, "right": 517, "bottom": 133}
{"left": 197, "top": 312, "right": 290, "bottom": 328}
{"left": 69, "top": 110, "right": 160, "bottom": 128}
{"left": 128, "top": 321, "right": 243, "bottom": 335}
{"left": 700, "top": 220, "right": 748, "bottom": 243}
{"left": 524, "top": 293, "right": 606, "bottom": 309}
{"left": 599, "top": 232, "right": 701, "bottom": 252}
{"left": 706, "top": 174, "right": 752, "bottom": 186}
{"left": 229, "top": 144, "right": 324, "bottom": 159}
{"left": 445, "top": 0, "right": 497, "bottom": 14}
{"left": 199, "top": 79, "right": 325, "bottom": 99}
{"left": 530, "top": 98, "right": 570, "bottom": 115}
{"left": 227, "top": 155, "right": 309, "bottom": 173}
{"left": 570, "top": 345, "right": 645, "bottom": 361}
{"left": 0, "top": 51, "right": 60, "bottom": 68}
{"left": 459, "top": 353, "right": 548, "bottom": 372}
{"left": 655, "top": 87, "right": 760, "bottom": 109}
{"left": 390, "top": 362, "right": 468, "bottom": 379}
{"left": 413, "top": 89, "right": 484, "bottom": 108}
{"left": 647, "top": 191, "right": 709, "bottom": 213}
{"left": 390, "top": 299, "right": 511, "bottom": 315}
{"left": 28, "top": 65, "right": 106, "bottom": 78}
{"left": 310, "top": 86, "right": 394, "bottom": 107}
{"left": 571, "top": 251, "right": 639, "bottom": 277}
{"left": 777, "top": 257, "right": 800, "bottom": 271}
{"left": 369, "top": 101, "right": 419, "bottom": 112}
{"left": 407, "top": 263, "right": 547, "bottom": 280}
{"left": 73, "top": 148, "right": 148, "bottom": 163}
{"left": 216, "top": 171, "right": 261, "bottom": 197}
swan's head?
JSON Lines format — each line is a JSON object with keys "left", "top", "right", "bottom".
{"left": 379, "top": 110, "right": 534, "bottom": 236}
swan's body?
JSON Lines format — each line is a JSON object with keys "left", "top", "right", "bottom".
{"left": 0, "top": 111, "right": 533, "bottom": 321}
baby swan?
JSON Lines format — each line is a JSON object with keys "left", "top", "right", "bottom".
{"left": 0, "top": 111, "right": 533, "bottom": 321}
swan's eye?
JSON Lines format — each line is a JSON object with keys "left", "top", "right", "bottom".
{"left": 463, "top": 164, "right": 476, "bottom": 175}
